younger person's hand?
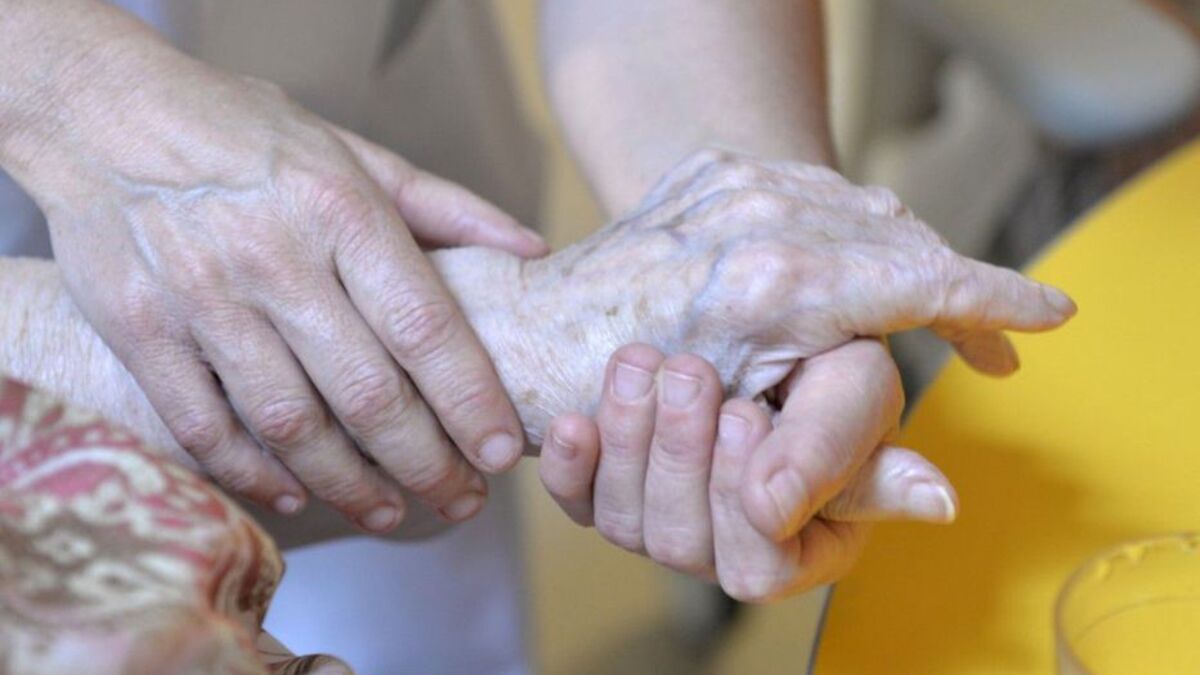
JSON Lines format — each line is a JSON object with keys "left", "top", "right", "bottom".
{"left": 537, "top": 342, "right": 957, "bottom": 601}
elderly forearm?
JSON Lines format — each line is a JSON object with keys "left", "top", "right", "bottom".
{"left": 0, "top": 258, "right": 185, "bottom": 455}
{"left": 540, "top": 0, "right": 833, "bottom": 214}
{"left": 0, "top": 251, "right": 562, "bottom": 457}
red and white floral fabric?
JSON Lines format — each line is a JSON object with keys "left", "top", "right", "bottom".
{"left": 0, "top": 376, "right": 350, "bottom": 674}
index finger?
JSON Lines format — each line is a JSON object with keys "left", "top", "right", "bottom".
{"left": 836, "top": 247, "right": 1077, "bottom": 337}
{"left": 331, "top": 192, "right": 526, "bottom": 474}
{"left": 740, "top": 339, "right": 903, "bottom": 540}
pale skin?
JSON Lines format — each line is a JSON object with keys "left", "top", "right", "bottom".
{"left": 1, "top": 147, "right": 1075, "bottom": 593}
{"left": 0, "top": 0, "right": 546, "bottom": 532}
{"left": 538, "top": 0, "right": 1075, "bottom": 598}
{"left": 0, "top": 0, "right": 1077, "bottom": 600}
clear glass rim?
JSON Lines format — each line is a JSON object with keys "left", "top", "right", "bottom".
{"left": 1054, "top": 531, "right": 1200, "bottom": 674}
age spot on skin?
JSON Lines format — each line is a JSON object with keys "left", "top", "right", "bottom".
{"left": 604, "top": 306, "right": 619, "bottom": 318}
{"left": 635, "top": 297, "right": 650, "bottom": 322}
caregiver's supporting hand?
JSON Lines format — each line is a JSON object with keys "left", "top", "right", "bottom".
{"left": 0, "top": 0, "right": 547, "bottom": 530}
{"left": 540, "top": 341, "right": 946, "bottom": 601}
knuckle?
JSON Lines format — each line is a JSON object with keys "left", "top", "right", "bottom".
{"left": 593, "top": 512, "right": 644, "bottom": 553}
{"left": 598, "top": 428, "right": 647, "bottom": 462}
{"left": 646, "top": 533, "right": 710, "bottom": 574}
{"left": 384, "top": 297, "right": 459, "bottom": 362}
{"left": 924, "top": 249, "right": 973, "bottom": 318}
{"left": 709, "top": 162, "right": 768, "bottom": 193}
{"left": 118, "top": 290, "right": 168, "bottom": 339}
{"left": 311, "top": 472, "right": 376, "bottom": 508}
{"left": 250, "top": 397, "right": 324, "bottom": 448}
{"left": 307, "top": 176, "right": 377, "bottom": 228}
{"left": 398, "top": 455, "right": 463, "bottom": 497}
{"left": 861, "top": 185, "right": 907, "bottom": 217}
{"left": 168, "top": 410, "right": 227, "bottom": 457}
{"left": 210, "top": 459, "right": 263, "bottom": 496}
{"left": 686, "top": 147, "right": 737, "bottom": 173}
{"left": 733, "top": 188, "right": 787, "bottom": 215}
{"left": 336, "top": 366, "right": 405, "bottom": 432}
{"left": 443, "top": 376, "right": 505, "bottom": 421}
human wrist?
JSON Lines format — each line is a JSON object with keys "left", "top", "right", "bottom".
{"left": 428, "top": 246, "right": 569, "bottom": 446}
{"left": 0, "top": 0, "right": 204, "bottom": 206}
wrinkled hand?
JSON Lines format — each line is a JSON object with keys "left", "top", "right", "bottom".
{"left": 538, "top": 341, "right": 955, "bottom": 600}
{"left": 512, "top": 149, "right": 1073, "bottom": 544}
{"left": 28, "top": 44, "right": 547, "bottom": 531}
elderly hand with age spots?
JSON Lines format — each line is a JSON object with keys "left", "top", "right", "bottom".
{"left": 527, "top": 150, "right": 1076, "bottom": 599}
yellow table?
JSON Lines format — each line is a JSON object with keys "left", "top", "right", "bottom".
{"left": 814, "top": 138, "right": 1200, "bottom": 674}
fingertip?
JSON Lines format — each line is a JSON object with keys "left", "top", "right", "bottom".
{"left": 477, "top": 431, "right": 524, "bottom": 473}
{"left": 511, "top": 228, "right": 552, "bottom": 259}
{"left": 1041, "top": 284, "right": 1078, "bottom": 319}
{"left": 953, "top": 331, "right": 1020, "bottom": 377}
{"left": 356, "top": 498, "right": 407, "bottom": 534}
{"left": 272, "top": 492, "right": 307, "bottom": 516}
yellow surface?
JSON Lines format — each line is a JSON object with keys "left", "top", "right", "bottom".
{"left": 815, "top": 138, "right": 1200, "bottom": 674}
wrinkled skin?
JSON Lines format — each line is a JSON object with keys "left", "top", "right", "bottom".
{"left": 5, "top": 2, "right": 546, "bottom": 532}
{"left": 2, "top": 150, "right": 1073, "bottom": 592}
{"left": 479, "top": 150, "right": 1070, "bottom": 439}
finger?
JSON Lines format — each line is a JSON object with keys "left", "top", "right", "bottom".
{"left": 592, "top": 343, "right": 664, "bottom": 553}
{"left": 742, "top": 339, "right": 902, "bottom": 541}
{"left": 261, "top": 282, "right": 488, "bottom": 523}
{"left": 716, "top": 400, "right": 873, "bottom": 601}
{"left": 710, "top": 399, "right": 802, "bottom": 602}
{"left": 538, "top": 412, "right": 601, "bottom": 527}
{"left": 821, "top": 445, "right": 958, "bottom": 524}
{"left": 835, "top": 246, "right": 1077, "bottom": 338}
{"left": 122, "top": 338, "right": 305, "bottom": 513}
{"left": 642, "top": 354, "right": 723, "bottom": 577}
{"left": 330, "top": 194, "right": 527, "bottom": 475}
{"left": 789, "top": 517, "right": 872, "bottom": 592}
{"left": 937, "top": 328, "right": 1020, "bottom": 377}
{"left": 334, "top": 128, "right": 548, "bottom": 258}
{"left": 193, "top": 311, "right": 409, "bottom": 532}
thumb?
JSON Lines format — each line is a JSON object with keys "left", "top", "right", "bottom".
{"left": 335, "top": 127, "right": 549, "bottom": 258}
{"left": 820, "top": 445, "right": 958, "bottom": 524}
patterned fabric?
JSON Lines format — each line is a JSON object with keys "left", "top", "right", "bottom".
{"left": 0, "top": 376, "right": 350, "bottom": 674}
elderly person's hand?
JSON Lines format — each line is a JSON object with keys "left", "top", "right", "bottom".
{"left": 0, "top": 150, "right": 1073, "bottom": 546}
{"left": 539, "top": 341, "right": 947, "bottom": 600}
{"left": 0, "top": 1, "right": 547, "bottom": 531}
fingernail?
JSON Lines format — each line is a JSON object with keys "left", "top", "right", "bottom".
{"left": 613, "top": 362, "right": 653, "bottom": 402}
{"left": 763, "top": 469, "right": 804, "bottom": 539}
{"left": 551, "top": 432, "right": 577, "bottom": 461}
{"left": 1041, "top": 285, "right": 1077, "bottom": 317}
{"left": 273, "top": 494, "right": 303, "bottom": 515}
{"left": 718, "top": 414, "right": 749, "bottom": 446}
{"left": 662, "top": 370, "right": 701, "bottom": 408}
{"left": 906, "top": 482, "right": 957, "bottom": 523}
{"left": 360, "top": 505, "right": 402, "bottom": 532}
{"left": 441, "top": 492, "right": 485, "bottom": 521}
{"left": 479, "top": 433, "right": 520, "bottom": 471}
